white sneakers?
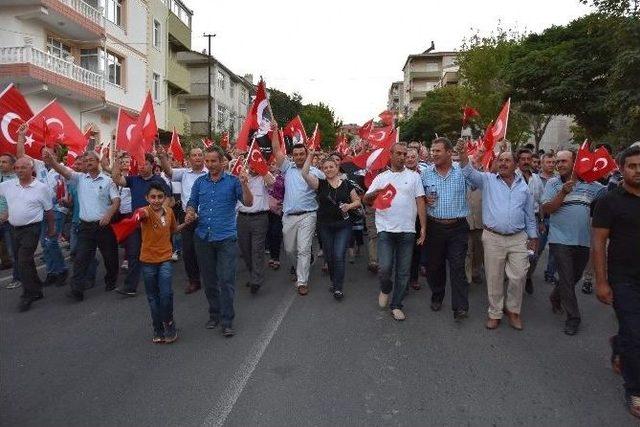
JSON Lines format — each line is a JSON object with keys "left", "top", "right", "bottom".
{"left": 391, "top": 309, "right": 406, "bottom": 321}
{"left": 378, "top": 292, "right": 389, "bottom": 308}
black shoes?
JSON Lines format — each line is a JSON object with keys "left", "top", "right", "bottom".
{"left": 164, "top": 321, "right": 178, "bottom": 343}
{"left": 564, "top": 320, "right": 580, "bottom": 336}
{"left": 333, "top": 290, "right": 344, "bottom": 300}
{"left": 222, "top": 327, "right": 235, "bottom": 337}
{"left": 453, "top": 309, "right": 468, "bottom": 322}
{"left": 581, "top": 280, "right": 593, "bottom": 294}
{"left": 205, "top": 318, "right": 219, "bottom": 329}
{"left": 525, "top": 278, "right": 534, "bottom": 295}
{"left": 66, "top": 289, "right": 84, "bottom": 302}
{"left": 250, "top": 284, "right": 260, "bottom": 294}
{"left": 430, "top": 301, "right": 443, "bottom": 312}
{"left": 115, "top": 288, "right": 137, "bottom": 297}
{"left": 18, "top": 292, "right": 44, "bottom": 312}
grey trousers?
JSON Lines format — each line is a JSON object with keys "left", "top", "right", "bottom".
{"left": 237, "top": 212, "right": 269, "bottom": 287}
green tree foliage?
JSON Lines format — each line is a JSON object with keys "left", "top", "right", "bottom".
{"left": 300, "top": 102, "right": 341, "bottom": 148}
{"left": 580, "top": 0, "right": 639, "bottom": 16}
{"left": 268, "top": 88, "right": 303, "bottom": 126}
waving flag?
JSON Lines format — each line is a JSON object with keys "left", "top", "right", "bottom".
{"left": 283, "top": 115, "right": 308, "bottom": 149}
{"left": 136, "top": 92, "right": 158, "bottom": 151}
{"left": 248, "top": 142, "right": 269, "bottom": 176}
{"left": 220, "top": 132, "right": 229, "bottom": 150}
{"left": 230, "top": 156, "right": 244, "bottom": 176}
{"left": 0, "top": 84, "right": 35, "bottom": 156}
{"left": 237, "top": 79, "right": 272, "bottom": 152}
{"left": 358, "top": 120, "right": 374, "bottom": 139}
{"left": 378, "top": 110, "right": 394, "bottom": 126}
{"left": 491, "top": 98, "right": 510, "bottom": 142}
{"left": 373, "top": 183, "right": 396, "bottom": 210}
{"left": 202, "top": 137, "right": 214, "bottom": 149}
{"left": 335, "top": 133, "right": 350, "bottom": 157}
{"left": 575, "top": 140, "right": 618, "bottom": 182}
{"left": 115, "top": 108, "right": 138, "bottom": 151}
{"left": 308, "top": 123, "right": 320, "bottom": 150}
{"left": 169, "top": 127, "right": 184, "bottom": 164}
{"left": 462, "top": 106, "right": 480, "bottom": 126}
{"left": 111, "top": 208, "right": 144, "bottom": 243}
{"left": 27, "top": 100, "right": 88, "bottom": 157}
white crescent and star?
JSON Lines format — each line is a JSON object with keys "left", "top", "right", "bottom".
{"left": 593, "top": 158, "right": 608, "bottom": 171}
{"left": 1, "top": 112, "right": 20, "bottom": 144}
{"left": 492, "top": 119, "right": 503, "bottom": 137}
{"left": 126, "top": 124, "right": 136, "bottom": 141}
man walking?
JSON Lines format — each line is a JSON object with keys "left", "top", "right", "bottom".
{"left": 43, "top": 149, "right": 120, "bottom": 301}
{"left": 0, "top": 157, "right": 55, "bottom": 311}
{"left": 271, "top": 132, "right": 324, "bottom": 295}
{"left": 538, "top": 153, "right": 557, "bottom": 283}
{"left": 420, "top": 137, "right": 471, "bottom": 321}
{"left": 185, "top": 147, "right": 253, "bottom": 337}
{"left": 0, "top": 153, "right": 19, "bottom": 289}
{"left": 461, "top": 149, "right": 538, "bottom": 330}
{"left": 592, "top": 145, "right": 640, "bottom": 419}
{"left": 542, "top": 150, "right": 605, "bottom": 335}
{"left": 364, "top": 143, "right": 426, "bottom": 321}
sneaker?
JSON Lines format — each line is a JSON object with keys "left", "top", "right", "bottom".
{"left": 391, "top": 309, "right": 406, "bottom": 321}
{"left": 171, "top": 251, "right": 179, "bottom": 262}
{"left": 120, "top": 260, "right": 128, "bottom": 271}
{"left": 453, "top": 309, "right": 468, "bottom": 322}
{"left": 205, "top": 318, "right": 219, "bottom": 329}
{"left": 164, "top": 321, "right": 178, "bottom": 343}
{"left": 5, "top": 280, "right": 21, "bottom": 289}
{"left": 333, "top": 290, "right": 344, "bottom": 300}
{"left": 626, "top": 393, "right": 640, "bottom": 419}
{"left": 115, "top": 288, "right": 137, "bottom": 297}
{"left": 222, "top": 327, "right": 235, "bottom": 337}
{"left": 581, "top": 280, "right": 593, "bottom": 295}
{"left": 378, "top": 292, "right": 389, "bottom": 308}
{"left": 152, "top": 331, "right": 164, "bottom": 344}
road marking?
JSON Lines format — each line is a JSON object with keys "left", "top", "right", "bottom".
{"left": 203, "top": 290, "right": 296, "bottom": 427}
{"left": 0, "top": 256, "right": 71, "bottom": 284}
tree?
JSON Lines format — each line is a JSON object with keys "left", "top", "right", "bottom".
{"left": 300, "top": 102, "right": 341, "bottom": 148}
{"left": 579, "top": 0, "right": 639, "bottom": 16}
{"left": 268, "top": 88, "right": 303, "bottom": 127}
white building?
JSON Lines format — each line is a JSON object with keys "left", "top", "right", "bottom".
{"left": 402, "top": 50, "right": 458, "bottom": 117}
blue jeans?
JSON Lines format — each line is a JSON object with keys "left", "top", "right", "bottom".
{"left": 611, "top": 281, "right": 640, "bottom": 395}
{"left": 41, "top": 211, "right": 67, "bottom": 275}
{"left": 123, "top": 228, "right": 142, "bottom": 291}
{"left": 377, "top": 231, "right": 415, "bottom": 310}
{"left": 194, "top": 235, "right": 237, "bottom": 327}
{"left": 142, "top": 261, "right": 174, "bottom": 334}
{"left": 1, "top": 222, "right": 18, "bottom": 281}
{"left": 173, "top": 233, "right": 182, "bottom": 253}
{"left": 318, "top": 222, "right": 352, "bottom": 291}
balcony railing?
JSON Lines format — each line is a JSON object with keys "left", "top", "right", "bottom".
{"left": 0, "top": 46, "right": 104, "bottom": 91}
{"left": 58, "top": 0, "right": 105, "bottom": 27}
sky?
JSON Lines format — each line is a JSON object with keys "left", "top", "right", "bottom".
{"left": 188, "top": 0, "right": 592, "bottom": 125}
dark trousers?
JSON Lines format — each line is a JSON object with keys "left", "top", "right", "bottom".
{"left": 423, "top": 219, "right": 470, "bottom": 311}
{"left": 194, "top": 235, "right": 237, "bottom": 328}
{"left": 11, "top": 223, "right": 41, "bottom": 298}
{"left": 122, "top": 228, "right": 142, "bottom": 291}
{"left": 71, "top": 221, "right": 119, "bottom": 292}
{"left": 409, "top": 219, "right": 422, "bottom": 284}
{"left": 237, "top": 212, "right": 269, "bottom": 287}
{"left": 142, "top": 261, "right": 174, "bottom": 334}
{"left": 180, "top": 223, "right": 200, "bottom": 283}
{"left": 612, "top": 281, "right": 640, "bottom": 395}
{"left": 378, "top": 231, "right": 415, "bottom": 310}
{"left": 266, "top": 212, "right": 283, "bottom": 261}
{"left": 318, "top": 222, "right": 352, "bottom": 291}
{"left": 549, "top": 244, "right": 590, "bottom": 324}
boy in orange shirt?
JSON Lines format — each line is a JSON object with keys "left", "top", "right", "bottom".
{"left": 139, "top": 182, "right": 190, "bottom": 343}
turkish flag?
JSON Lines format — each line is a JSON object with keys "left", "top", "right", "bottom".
{"left": 283, "top": 115, "right": 308, "bottom": 152}
{"left": 335, "top": 133, "right": 350, "bottom": 157}
{"left": 480, "top": 122, "right": 496, "bottom": 169}
{"left": 277, "top": 128, "right": 287, "bottom": 154}
{"left": 481, "top": 149, "right": 495, "bottom": 171}
{"left": 248, "top": 142, "right": 269, "bottom": 176}
{"left": 362, "top": 124, "right": 394, "bottom": 149}
{"left": 220, "top": 132, "right": 229, "bottom": 150}
{"left": 358, "top": 120, "right": 374, "bottom": 139}
{"left": 462, "top": 106, "right": 480, "bottom": 126}
{"left": 134, "top": 92, "right": 158, "bottom": 152}
{"left": 115, "top": 108, "right": 138, "bottom": 151}
{"left": 491, "top": 98, "right": 510, "bottom": 142}
{"left": 466, "top": 139, "right": 480, "bottom": 157}
{"left": 28, "top": 100, "right": 88, "bottom": 157}
{"left": 352, "top": 147, "right": 390, "bottom": 172}
{"left": 230, "top": 156, "right": 244, "bottom": 176}
{"left": 575, "top": 140, "right": 618, "bottom": 182}
{"left": 202, "top": 137, "right": 213, "bottom": 149}
{"left": 307, "top": 123, "right": 321, "bottom": 150}
{"left": 378, "top": 110, "right": 394, "bottom": 126}
{"left": 0, "top": 84, "right": 34, "bottom": 156}
{"left": 111, "top": 208, "right": 144, "bottom": 243}
{"left": 373, "top": 183, "right": 396, "bottom": 210}
{"left": 169, "top": 127, "right": 184, "bottom": 165}
{"left": 237, "top": 79, "right": 272, "bottom": 152}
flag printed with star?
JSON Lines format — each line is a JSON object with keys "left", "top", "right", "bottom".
{"left": 230, "top": 155, "right": 244, "bottom": 176}
{"left": 335, "top": 133, "right": 350, "bottom": 157}
{"left": 0, "top": 84, "right": 36, "bottom": 156}
{"left": 236, "top": 78, "right": 272, "bottom": 152}
{"left": 248, "top": 142, "right": 269, "bottom": 176}
{"left": 219, "top": 132, "right": 229, "bottom": 150}
{"left": 373, "top": 183, "right": 396, "bottom": 210}
{"left": 27, "top": 100, "right": 88, "bottom": 157}
{"left": 115, "top": 108, "right": 138, "bottom": 151}
{"left": 575, "top": 140, "right": 618, "bottom": 182}
{"left": 169, "top": 127, "right": 184, "bottom": 165}
{"left": 462, "top": 106, "right": 480, "bottom": 126}
{"left": 490, "top": 98, "right": 510, "bottom": 142}
{"left": 358, "top": 120, "right": 374, "bottom": 139}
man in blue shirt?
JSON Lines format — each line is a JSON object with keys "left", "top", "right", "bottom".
{"left": 542, "top": 150, "right": 605, "bottom": 336}
{"left": 185, "top": 146, "right": 253, "bottom": 337}
{"left": 112, "top": 153, "right": 172, "bottom": 296}
{"left": 461, "top": 148, "right": 538, "bottom": 330}
{"left": 420, "top": 137, "right": 472, "bottom": 321}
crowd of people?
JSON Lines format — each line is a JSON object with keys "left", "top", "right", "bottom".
{"left": 0, "top": 123, "right": 638, "bottom": 418}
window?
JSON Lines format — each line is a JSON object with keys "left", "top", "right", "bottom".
{"left": 229, "top": 80, "right": 235, "bottom": 97}
{"left": 169, "top": 0, "right": 191, "bottom": 28}
{"left": 80, "top": 48, "right": 105, "bottom": 73}
{"left": 152, "top": 73, "right": 160, "bottom": 101}
{"left": 423, "top": 62, "right": 439, "bottom": 72}
{"left": 47, "top": 36, "right": 71, "bottom": 60}
{"left": 153, "top": 20, "right": 161, "bottom": 49}
{"left": 217, "top": 104, "right": 226, "bottom": 129}
{"left": 106, "top": 51, "right": 122, "bottom": 86}
{"left": 240, "top": 87, "right": 248, "bottom": 104}
{"left": 104, "top": 0, "right": 122, "bottom": 26}
{"left": 217, "top": 71, "right": 225, "bottom": 91}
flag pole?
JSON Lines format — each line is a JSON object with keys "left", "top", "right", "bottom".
{"left": 502, "top": 98, "right": 511, "bottom": 143}
{"left": 243, "top": 135, "right": 257, "bottom": 169}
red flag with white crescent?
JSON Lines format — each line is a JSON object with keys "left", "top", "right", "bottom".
{"left": 116, "top": 108, "right": 138, "bottom": 151}
{"left": 0, "top": 84, "right": 35, "bottom": 156}
{"left": 230, "top": 156, "right": 244, "bottom": 176}
{"left": 358, "top": 120, "right": 374, "bottom": 139}
{"left": 575, "top": 140, "right": 618, "bottom": 182}
{"left": 248, "top": 142, "right": 269, "bottom": 176}
{"left": 27, "top": 100, "right": 88, "bottom": 157}
{"left": 307, "top": 123, "right": 320, "bottom": 150}
{"left": 134, "top": 92, "right": 158, "bottom": 152}
{"left": 202, "top": 137, "right": 214, "bottom": 149}
{"left": 378, "top": 110, "right": 394, "bottom": 126}
{"left": 236, "top": 79, "right": 272, "bottom": 152}
{"left": 220, "top": 132, "right": 229, "bottom": 149}
{"left": 169, "top": 127, "right": 184, "bottom": 165}
{"left": 283, "top": 115, "right": 308, "bottom": 147}
{"left": 373, "top": 183, "right": 396, "bottom": 210}
{"left": 491, "top": 98, "right": 510, "bottom": 142}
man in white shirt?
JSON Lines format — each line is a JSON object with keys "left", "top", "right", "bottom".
{"left": 237, "top": 167, "right": 274, "bottom": 294}
{"left": 158, "top": 146, "right": 207, "bottom": 294}
{"left": 364, "top": 143, "right": 426, "bottom": 321}
{"left": 0, "top": 157, "right": 55, "bottom": 312}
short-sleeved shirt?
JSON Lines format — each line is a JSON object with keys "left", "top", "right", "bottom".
{"left": 124, "top": 174, "right": 171, "bottom": 211}
{"left": 366, "top": 168, "right": 425, "bottom": 233}
{"left": 68, "top": 171, "right": 119, "bottom": 222}
{"left": 118, "top": 186, "right": 132, "bottom": 214}
{"left": 172, "top": 168, "right": 207, "bottom": 207}
{"left": 420, "top": 163, "right": 470, "bottom": 219}
{"left": 187, "top": 172, "right": 243, "bottom": 242}
{"left": 542, "top": 177, "right": 605, "bottom": 247}
{"left": 0, "top": 172, "right": 17, "bottom": 214}
{"left": 317, "top": 179, "right": 354, "bottom": 224}
{"left": 592, "top": 186, "right": 640, "bottom": 283}
{"left": 0, "top": 178, "right": 53, "bottom": 226}
{"left": 281, "top": 159, "right": 325, "bottom": 215}
{"left": 237, "top": 174, "right": 269, "bottom": 213}
{"left": 139, "top": 206, "right": 177, "bottom": 263}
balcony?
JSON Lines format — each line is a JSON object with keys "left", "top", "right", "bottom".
{"left": 190, "top": 121, "right": 210, "bottom": 136}
{"left": 168, "top": 12, "right": 191, "bottom": 50}
{"left": 167, "top": 58, "right": 190, "bottom": 94}
{"left": 185, "top": 82, "right": 210, "bottom": 99}
{"left": 168, "top": 107, "right": 190, "bottom": 135}
{"left": 410, "top": 90, "right": 428, "bottom": 101}
{"left": 410, "top": 71, "right": 441, "bottom": 80}
{"left": 0, "top": 45, "right": 104, "bottom": 101}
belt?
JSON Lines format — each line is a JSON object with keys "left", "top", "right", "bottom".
{"left": 13, "top": 222, "right": 41, "bottom": 230}
{"left": 428, "top": 216, "right": 464, "bottom": 225}
{"left": 483, "top": 226, "right": 522, "bottom": 237}
{"left": 286, "top": 210, "right": 316, "bottom": 216}
{"left": 238, "top": 210, "right": 268, "bottom": 216}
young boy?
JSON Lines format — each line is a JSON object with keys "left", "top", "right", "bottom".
{"left": 139, "top": 182, "right": 190, "bottom": 343}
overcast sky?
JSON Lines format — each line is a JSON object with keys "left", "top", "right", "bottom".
{"left": 189, "top": 0, "right": 591, "bottom": 125}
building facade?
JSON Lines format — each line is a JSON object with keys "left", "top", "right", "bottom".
{"left": 179, "top": 50, "right": 253, "bottom": 139}
{"left": 387, "top": 81, "right": 403, "bottom": 119}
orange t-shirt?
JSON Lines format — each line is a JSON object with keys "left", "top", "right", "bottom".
{"left": 139, "top": 206, "right": 176, "bottom": 263}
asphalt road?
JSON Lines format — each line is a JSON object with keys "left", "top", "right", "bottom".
{"left": 0, "top": 244, "right": 636, "bottom": 427}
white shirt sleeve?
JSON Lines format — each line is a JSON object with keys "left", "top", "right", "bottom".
{"left": 365, "top": 174, "right": 383, "bottom": 195}
{"left": 413, "top": 172, "right": 425, "bottom": 197}
{"left": 40, "top": 184, "right": 53, "bottom": 211}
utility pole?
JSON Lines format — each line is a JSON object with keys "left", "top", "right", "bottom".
{"left": 203, "top": 33, "right": 216, "bottom": 139}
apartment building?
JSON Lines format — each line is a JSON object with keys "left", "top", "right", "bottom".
{"left": 401, "top": 50, "right": 458, "bottom": 117}
{"left": 179, "top": 50, "right": 254, "bottom": 139}
{"left": 387, "top": 81, "right": 404, "bottom": 119}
